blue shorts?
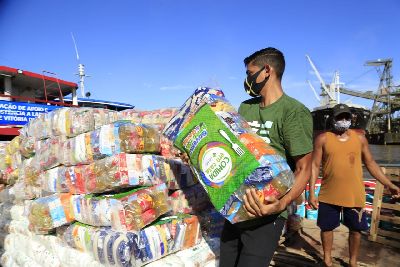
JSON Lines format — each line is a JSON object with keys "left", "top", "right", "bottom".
{"left": 317, "top": 202, "right": 368, "bottom": 232}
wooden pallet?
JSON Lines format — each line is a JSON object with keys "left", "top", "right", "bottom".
{"left": 368, "top": 167, "right": 400, "bottom": 248}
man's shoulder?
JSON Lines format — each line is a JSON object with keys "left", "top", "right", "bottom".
{"left": 240, "top": 97, "right": 262, "bottom": 106}
{"left": 281, "top": 94, "right": 309, "bottom": 112}
{"left": 239, "top": 97, "right": 261, "bottom": 115}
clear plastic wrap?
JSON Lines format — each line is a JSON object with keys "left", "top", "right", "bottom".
{"left": 34, "top": 136, "right": 65, "bottom": 171}
{"left": 117, "top": 109, "right": 141, "bottom": 122}
{"left": 110, "top": 183, "right": 170, "bottom": 232}
{"left": 19, "top": 137, "right": 35, "bottom": 158}
{"left": 65, "top": 107, "right": 95, "bottom": 137}
{"left": 50, "top": 107, "right": 68, "bottom": 136}
{"left": 28, "top": 193, "right": 75, "bottom": 233}
{"left": 168, "top": 184, "right": 211, "bottom": 214}
{"left": 118, "top": 123, "right": 161, "bottom": 154}
{"left": 63, "top": 214, "right": 202, "bottom": 267}
{"left": 41, "top": 166, "right": 69, "bottom": 193}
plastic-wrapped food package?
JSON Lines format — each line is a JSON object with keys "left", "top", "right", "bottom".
{"left": 65, "top": 107, "right": 95, "bottom": 137}
{"left": 163, "top": 87, "right": 225, "bottom": 140}
{"left": 64, "top": 165, "right": 87, "bottom": 194}
{"left": 10, "top": 204, "right": 26, "bottom": 221}
{"left": 168, "top": 190, "right": 192, "bottom": 214}
{"left": 50, "top": 107, "right": 68, "bottom": 136}
{"left": 160, "top": 136, "right": 181, "bottom": 159}
{"left": 0, "top": 187, "right": 15, "bottom": 203}
{"left": 9, "top": 150, "right": 22, "bottom": 170}
{"left": 73, "top": 196, "right": 112, "bottom": 226}
{"left": 25, "top": 112, "right": 52, "bottom": 139}
{"left": 19, "top": 157, "right": 40, "bottom": 187}
{"left": 61, "top": 134, "right": 91, "bottom": 166}
{"left": 93, "top": 108, "right": 118, "bottom": 129}
{"left": 92, "top": 228, "right": 110, "bottom": 265}
{"left": 168, "top": 184, "right": 211, "bottom": 214}
{"left": 2, "top": 167, "right": 19, "bottom": 186}
{"left": 61, "top": 215, "right": 202, "bottom": 267}
{"left": 164, "top": 160, "right": 197, "bottom": 190}
{"left": 110, "top": 183, "right": 170, "bottom": 231}
{"left": 119, "top": 123, "right": 161, "bottom": 154}
{"left": 141, "top": 155, "right": 170, "bottom": 186}
{"left": 140, "top": 108, "right": 178, "bottom": 125}
{"left": 41, "top": 166, "right": 69, "bottom": 193}
{"left": 146, "top": 238, "right": 220, "bottom": 267}
{"left": 34, "top": 136, "right": 65, "bottom": 171}
{"left": 97, "top": 123, "right": 121, "bottom": 157}
{"left": 91, "top": 154, "right": 130, "bottom": 193}
{"left": 118, "top": 109, "right": 142, "bottom": 122}
{"left": 164, "top": 87, "right": 295, "bottom": 223}
{"left": 12, "top": 179, "right": 40, "bottom": 201}
{"left": 28, "top": 193, "right": 76, "bottom": 233}
{"left": 19, "top": 137, "right": 35, "bottom": 158}
{"left": 6, "top": 136, "right": 21, "bottom": 155}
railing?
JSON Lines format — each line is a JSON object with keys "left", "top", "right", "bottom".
{"left": 0, "top": 94, "right": 76, "bottom": 107}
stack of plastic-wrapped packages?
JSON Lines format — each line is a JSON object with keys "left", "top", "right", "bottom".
{"left": 0, "top": 105, "right": 221, "bottom": 267}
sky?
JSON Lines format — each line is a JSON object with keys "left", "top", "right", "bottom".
{"left": 0, "top": 0, "right": 399, "bottom": 110}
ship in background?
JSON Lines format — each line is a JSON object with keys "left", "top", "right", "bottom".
{"left": 306, "top": 55, "right": 400, "bottom": 144}
{"left": 0, "top": 65, "right": 133, "bottom": 141}
{"left": 306, "top": 55, "right": 371, "bottom": 137}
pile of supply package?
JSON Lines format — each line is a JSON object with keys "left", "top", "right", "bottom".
{"left": 0, "top": 87, "right": 309, "bottom": 266}
{"left": 0, "top": 103, "right": 222, "bottom": 267}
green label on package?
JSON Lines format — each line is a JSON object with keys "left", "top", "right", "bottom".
{"left": 174, "top": 104, "right": 260, "bottom": 209}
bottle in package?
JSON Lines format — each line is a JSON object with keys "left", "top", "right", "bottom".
{"left": 28, "top": 193, "right": 75, "bottom": 233}
{"left": 110, "top": 183, "right": 170, "bottom": 231}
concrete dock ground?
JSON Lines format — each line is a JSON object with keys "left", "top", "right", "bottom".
{"left": 270, "top": 219, "right": 400, "bottom": 267}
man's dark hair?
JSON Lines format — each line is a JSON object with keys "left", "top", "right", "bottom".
{"left": 244, "top": 47, "right": 285, "bottom": 80}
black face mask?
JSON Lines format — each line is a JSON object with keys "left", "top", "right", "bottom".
{"left": 244, "top": 66, "right": 269, "bottom": 97}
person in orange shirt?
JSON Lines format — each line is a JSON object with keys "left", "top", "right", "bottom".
{"left": 309, "top": 103, "right": 400, "bottom": 267}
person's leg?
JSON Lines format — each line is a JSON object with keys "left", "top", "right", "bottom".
{"left": 348, "top": 230, "right": 361, "bottom": 267}
{"left": 219, "top": 219, "right": 242, "bottom": 267}
{"left": 236, "top": 216, "right": 285, "bottom": 267}
{"left": 321, "top": 230, "right": 334, "bottom": 266}
{"left": 343, "top": 207, "right": 368, "bottom": 267}
{"left": 317, "top": 202, "right": 341, "bottom": 267}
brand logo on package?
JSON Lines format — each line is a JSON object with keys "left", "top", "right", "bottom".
{"left": 199, "top": 143, "right": 233, "bottom": 188}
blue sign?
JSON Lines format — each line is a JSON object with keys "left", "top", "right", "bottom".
{"left": 0, "top": 100, "right": 60, "bottom": 126}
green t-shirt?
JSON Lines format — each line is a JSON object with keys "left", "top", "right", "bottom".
{"left": 239, "top": 93, "right": 313, "bottom": 171}
{"left": 238, "top": 94, "right": 313, "bottom": 221}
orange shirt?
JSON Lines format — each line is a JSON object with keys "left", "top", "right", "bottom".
{"left": 318, "top": 130, "right": 366, "bottom": 208}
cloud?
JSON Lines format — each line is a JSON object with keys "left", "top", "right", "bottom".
{"left": 159, "top": 85, "right": 193, "bottom": 91}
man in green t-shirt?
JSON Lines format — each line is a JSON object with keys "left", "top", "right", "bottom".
{"left": 220, "top": 47, "right": 313, "bottom": 267}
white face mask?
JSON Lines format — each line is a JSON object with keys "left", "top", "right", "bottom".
{"left": 333, "top": 119, "right": 351, "bottom": 132}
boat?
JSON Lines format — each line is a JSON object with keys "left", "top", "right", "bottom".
{"left": 305, "top": 55, "right": 371, "bottom": 136}
{"left": 312, "top": 103, "right": 371, "bottom": 135}
{"left": 0, "top": 65, "right": 133, "bottom": 141}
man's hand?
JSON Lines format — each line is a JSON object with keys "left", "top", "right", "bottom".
{"left": 308, "top": 194, "right": 319, "bottom": 210}
{"left": 243, "top": 188, "right": 285, "bottom": 217}
{"left": 388, "top": 183, "right": 400, "bottom": 199}
{"left": 178, "top": 151, "right": 190, "bottom": 164}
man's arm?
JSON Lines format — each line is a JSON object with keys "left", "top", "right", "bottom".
{"left": 243, "top": 152, "right": 312, "bottom": 217}
{"left": 359, "top": 133, "right": 400, "bottom": 198}
{"left": 308, "top": 134, "right": 325, "bottom": 209}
